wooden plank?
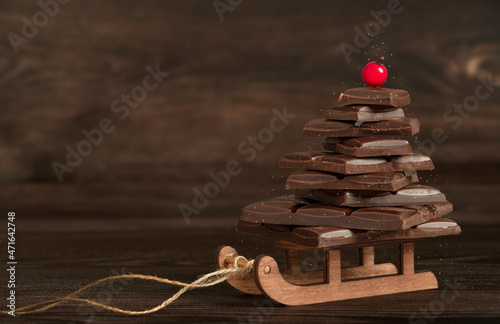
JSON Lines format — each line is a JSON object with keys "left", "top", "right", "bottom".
{"left": 359, "top": 246, "right": 375, "bottom": 266}
{"left": 400, "top": 243, "right": 415, "bottom": 275}
{"left": 325, "top": 250, "right": 341, "bottom": 284}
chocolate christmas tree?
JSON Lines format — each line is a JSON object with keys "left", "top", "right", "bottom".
{"left": 217, "top": 59, "right": 461, "bottom": 305}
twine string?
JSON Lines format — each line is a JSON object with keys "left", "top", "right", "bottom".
{"left": 0, "top": 254, "right": 253, "bottom": 316}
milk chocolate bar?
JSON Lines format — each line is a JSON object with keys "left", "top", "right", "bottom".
{"left": 322, "top": 136, "right": 413, "bottom": 157}
{"left": 279, "top": 152, "right": 433, "bottom": 175}
{"left": 236, "top": 218, "right": 461, "bottom": 249}
{"left": 337, "top": 87, "right": 411, "bottom": 107}
{"left": 391, "top": 154, "right": 434, "bottom": 171}
{"left": 240, "top": 195, "right": 452, "bottom": 231}
{"left": 286, "top": 171, "right": 418, "bottom": 191}
{"left": 295, "top": 184, "right": 447, "bottom": 207}
{"left": 303, "top": 118, "right": 420, "bottom": 137}
{"left": 324, "top": 105, "right": 405, "bottom": 122}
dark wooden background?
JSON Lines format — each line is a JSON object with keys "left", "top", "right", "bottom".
{"left": 0, "top": 0, "right": 499, "bottom": 323}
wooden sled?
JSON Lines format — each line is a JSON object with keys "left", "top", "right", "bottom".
{"left": 216, "top": 242, "right": 437, "bottom": 305}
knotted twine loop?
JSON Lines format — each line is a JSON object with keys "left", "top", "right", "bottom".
{"left": 0, "top": 254, "right": 254, "bottom": 316}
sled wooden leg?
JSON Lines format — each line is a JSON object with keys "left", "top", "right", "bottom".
{"left": 254, "top": 245, "right": 438, "bottom": 306}
{"left": 360, "top": 246, "right": 375, "bottom": 266}
{"left": 400, "top": 243, "right": 415, "bottom": 275}
{"left": 325, "top": 250, "right": 341, "bottom": 284}
{"left": 342, "top": 246, "right": 398, "bottom": 279}
{"left": 215, "top": 246, "right": 262, "bottom": 295}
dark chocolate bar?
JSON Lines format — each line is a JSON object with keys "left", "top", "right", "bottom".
{"left": 240, "top": 195, "right": 452, "bottom": 231}
{"left": 337, "top": 87, "right": 410, "bottom": 107}
{"left": 321, "top": 137, "right": 341, "bottom": 151}
{"left": 279, "top": 151, "right": 433, "bottom": 174}
{"left": 236, "top": 218, "right": 461, "bottom": 249}
{"left": 286, "top": 170, "right": 418, "bottom": 191}
{"left": 322, "top": 136, "right": 413, "bottom": 157}
{"left": 295, "top": 184, "right": 447, "bottom": 207}
{"left": 324, "top": 105, "right": 405, "bottom": 122}
{"left": 280, "top": 151, "right": 392, "bottom": 174}
{"left": 303, "top": 118, "right": 420, "bottom": 137}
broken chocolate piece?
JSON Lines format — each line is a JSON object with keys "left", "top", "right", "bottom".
{"left": 236, "top": 217, "right": 460, "bottom": 249}
{"left": 303, "top": 118, "right": 420, "bottom": 137}
{"left": 239, "top": 195, "right": 453, "bottom": 231}
{"left": 321, "top": 137, "right": 341, "bottom": 151}
{"left": 295, "top": 184, "right": 447, "bottom": 207}
{"left": 323, "top": 136, "right": 413, "bottom": 157}
{"left": 279, "top": 151, "right": 433, "bottom": 174}
{"left": 337, "top": 87, "right": 411, "bottom": 107}
{"left": 391, "top": 154, "right": 434, "bottom": 171}
{"left": 286, "top": 170, "right": 418, "bottom": 191}
{"left": 324, "top": 105, "right": 405, "bottom": 122}
{"left": 279, "top": 151, "right": 393, "bottom": 174}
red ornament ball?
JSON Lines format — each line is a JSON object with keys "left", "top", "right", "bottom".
{"left": 362, "top": 58, "right": 387, "bottom": 87}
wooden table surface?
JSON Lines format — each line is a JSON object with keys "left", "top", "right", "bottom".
{"left": 0, "top": 203, "right": 498, "bottom": 324}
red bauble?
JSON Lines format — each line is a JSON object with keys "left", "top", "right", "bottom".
{"left": 362, "top": 58, "right": 387, "bottom": 87}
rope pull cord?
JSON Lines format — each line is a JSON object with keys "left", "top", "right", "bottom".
{"left": 0, "top": 254, "right": 254, "bottom": 316}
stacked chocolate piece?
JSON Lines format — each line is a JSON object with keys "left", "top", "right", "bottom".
{"left": 237, "top": 87, "right": 461, "bottom": 248}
